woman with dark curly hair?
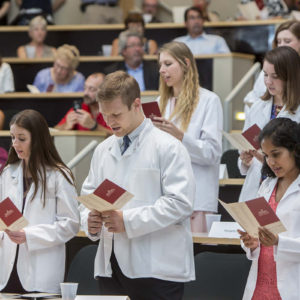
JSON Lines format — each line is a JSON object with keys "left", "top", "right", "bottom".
{"left": 240, "top": 117, "right": 300, "bottom": 300}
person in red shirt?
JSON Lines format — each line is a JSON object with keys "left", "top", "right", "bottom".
{"left": 55, "top": 73, "right": 111, "bottom": 133}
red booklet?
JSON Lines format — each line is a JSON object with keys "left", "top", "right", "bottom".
{"left": 245, "top": 197, "right": 280, "bottom": 226}
{"left": 78, "top": 179, "right": 134, "bottom": 212}
{"left": 142, "top": 102, "right": 161, "bottom": 120}
{"left": 242, "top": 124, "right": 261, "bottom": 150}
{"left": 219, "top": 197, "right": 286, "bottom": 238}
{"left": 93, "top": 179, "right": 128, "bottom": 204}
{"left": 0, "top": 197, "right": 28, "bottom": 231}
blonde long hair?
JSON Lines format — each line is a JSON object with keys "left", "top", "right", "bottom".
{"left": 159, "top": 41, "right": 199, "bottom": 131}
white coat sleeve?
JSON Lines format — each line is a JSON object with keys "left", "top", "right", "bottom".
{"left": 241, "top": 241, "right": 260, "bottom": 260}
{"left": 181, "top": 94, "right": 223, "bottom": 166}
{"left": 123, "top": 141, "right": 195, "bottom": 239}
{"left": 274, "top": 235, "right": 300, "bottom": 263}
{"left": 243, "top": 70, "right": 265, "bottom": 107}
{"left": 24, "top": 172, "right": 80, "bottom": 251}
{"left": 80, "top": 148, "right": 103, "bottom": 241}
{"left": 237, "top": 101, "right": 257, "bottom": 175}
{"left": 3, "top": 63, "right": 15, "bottom": 93}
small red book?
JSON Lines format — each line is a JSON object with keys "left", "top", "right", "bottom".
{"left": 142, "top": 102, "right": 161, "bottom": 120}
{"left": 93, "top": 179, "right": 127, "bottom": 204}
{"left": 245, "top": 197, "right": 280, "bottom": 226}
{"left": 242, "top": 124, "right": 261, "bottom": 150}
{"left": 0, "top": 197, "right": 28, "bottom": 231}
{"left": 78, "top": 179, "right": 134, "bottom": 212}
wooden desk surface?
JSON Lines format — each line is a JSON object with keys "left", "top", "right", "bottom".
{"left": 2, "top": 52, "right": 255, "bottom": 64}
{"left": 0, "top": 130, "right": 107, "bottom": 137}
{"left": 0, "top": 91, "right": 160, "bottom": 99}
{"left": 2, "top": 52, "right": 255, "bottom": 63}
{"left": 0, "top": 19, "right": 285, "bottom": 32}
{"left": 76, "top": 231, "right": 240, "bottom": 245}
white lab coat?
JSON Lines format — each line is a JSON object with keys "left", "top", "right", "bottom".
{"left": 0, "top": 62, "right": 15, "bottom": 93}
{"left": 80, "top": 119, "right": 196, "bottom": 282}
{"left": 157, "top": 87, "right": 223, "bottom": 212}
{"left": 0, "top": 162, "right": 80, "bottom": 293}
{"left": 243, "top": 70, "right": 265, "bottom": 118}
{"left": 238, "top": 99, "right": 300, "bottom": 202}
{"left": 242, "top": 175, "right": 300, "bottom": 300}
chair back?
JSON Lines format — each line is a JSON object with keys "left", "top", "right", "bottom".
{"left": 183, "top": 252, "right": 251, "bottom": 300}
{"left": 66, "top": 244, "right": 100, "bottom": 295}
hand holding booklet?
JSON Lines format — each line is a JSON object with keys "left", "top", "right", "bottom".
{"left": 222, "top": 123, "right": 261, "bottom": 152}
{"left": 78, "top": 179, "right": 134, "bottom": 212}
{"left": 219, "top": 197, "right": 286, "bottom": 238}
{"left": 0, "top": 197, "right": 28, "bottom": 231}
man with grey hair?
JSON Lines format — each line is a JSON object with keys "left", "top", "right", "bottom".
{"left": 105, "top": 30, "right": 159, "bottom": 91}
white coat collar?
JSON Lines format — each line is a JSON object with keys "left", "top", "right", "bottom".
{"left": 260, "top": 175, "right": 300, "bottom": 204}
{"left": 108, "top": 119, "right": 153, "bottom": 159}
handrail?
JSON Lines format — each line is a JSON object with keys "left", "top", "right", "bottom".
{"left": 223, "top": 62, "right": 261, "bottom": 133}
{"left": 67, "top": 140, "right": 98, "bottom": 170}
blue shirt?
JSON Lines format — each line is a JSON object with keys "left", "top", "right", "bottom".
{"left": 125, "top": 63, "right": 145, "bottom": 92}
{"left": 33, "top": 68, "right": 85, "bottom": 93}
{"left": 174, "top": 33, "right": 230, "bottom": 55}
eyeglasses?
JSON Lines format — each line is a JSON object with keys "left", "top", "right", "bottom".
{"left": 187, "top": 15, "right": 203, "bottom": 21}
{"left": 54, "top": 61, "right": 70, "bottom": 72}
{"left": 126, "top": 43, "right": 143, "bottom": 49}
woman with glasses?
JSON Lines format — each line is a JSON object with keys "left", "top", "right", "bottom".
{"left": 33, "top": 44, "right": 85, "bottom": 92}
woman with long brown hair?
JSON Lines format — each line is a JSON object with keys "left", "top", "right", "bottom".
{"left": 0, "top": 109, "right": 79, "bottom": 294}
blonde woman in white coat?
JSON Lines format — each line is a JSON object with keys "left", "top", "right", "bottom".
{"left": 238, "top": 46, "right": 300, "bottom": 203}
{"left": 240, "top": 118, "right": 300, "bottom": 300}
{"left": 153, "top": 41, "right": 223, "bottom": 232}
{"left": 0, "top": 110, "right": 80, "bottom": 294}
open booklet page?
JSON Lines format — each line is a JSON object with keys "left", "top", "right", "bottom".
{"left": 78, "top": 179, "right": 134, "bottom": 212}
{"left": 219, "top": 197, "right": 286, "bottom": 238}
{"left": 222, "top": 123, "right": 261, "bottom": 152}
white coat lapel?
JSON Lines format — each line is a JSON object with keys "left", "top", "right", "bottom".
{"left": 261, "top": 100, "right": 273, "bottom": 125}
{"left": 9, "top": 162, "right": 24, "bottom": 211}
{"left": 280, "top": 175, "right": 300, "bottom": 203}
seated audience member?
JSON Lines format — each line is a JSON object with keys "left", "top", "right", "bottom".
{"left": 0, "top": 0, "right": 10, "bottom": 25}
{"left": 0, "top": 109, "right": 79, "bottom": 294}
{"left": 14, "top": 0, "right": 66, "bottom": 25}
{"left": 55, "top": 73, "right": 111, "bottom": 133}
{"left": 33, "top": 44, "right": 85, "bottom": 93}
{"left": 105, "top": 31, "right": 159, "bottom": 91}
{"left": 174, "top": 6, "right": 230, "bottom": 55}
{"left": 80, "top": 0, "right": 122, "bottom": 24}
{"left": 142, "top": 0, "right": 161, "bottom": 23}
{"left": 110, "top": 12, "right": 158, "bottom": 56}
{"left": 239, "top": 0, "right": 289, "bottom": 19}
{"left": 0, "top": 54, "right": 15, "bottom": 93}
{"left": 244, "top": 20, "right": 300, "bottom": 116}
{"left": 192, "top": 0, "right": 220, "bottom": 21}
{"left": 17, "top": 16, "right": 56, "bottom": 58}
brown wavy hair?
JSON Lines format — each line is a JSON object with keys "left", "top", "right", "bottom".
{"left": 272, "top": 20, "right": 300, "bottom": 52}
{"left": 4, "top": 109, "right": 74, "bottom": 206}
{"left": 261, "top": 46, "right": 300, "bottom": 114}
{"left": 158, "top": 41, "right": 199, "bottom": 131}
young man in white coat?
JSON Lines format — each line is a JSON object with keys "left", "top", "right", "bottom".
{"left": 79, "top": 71, "right": 195, "bottom": 300}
